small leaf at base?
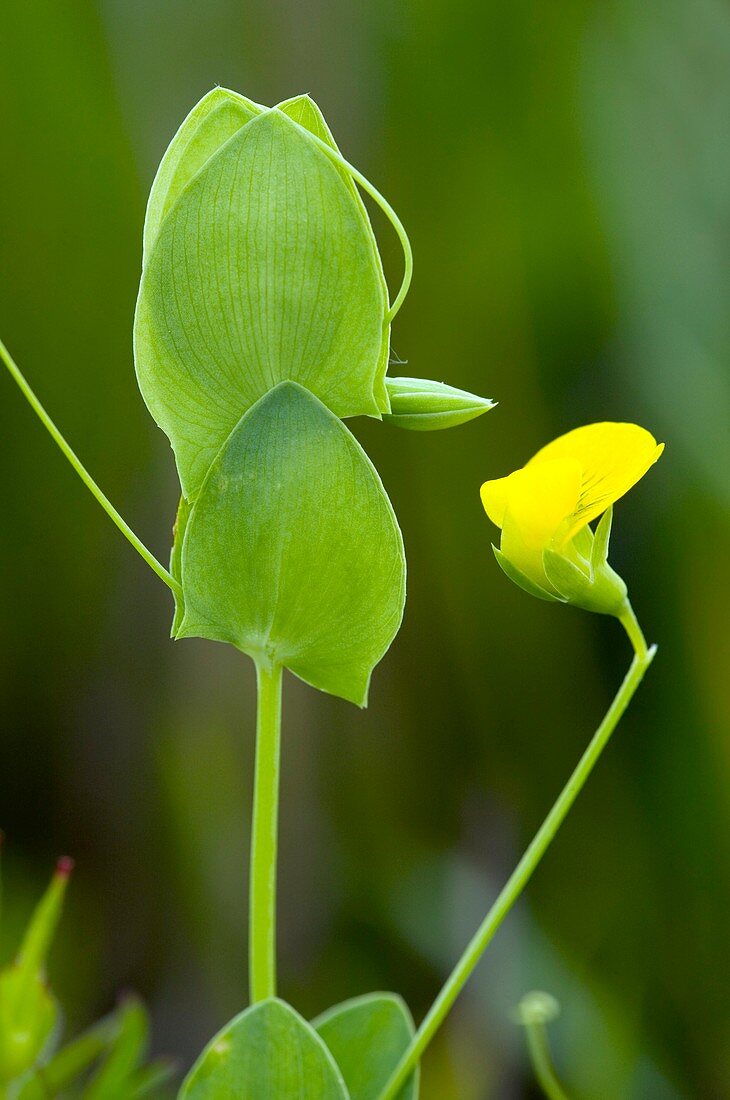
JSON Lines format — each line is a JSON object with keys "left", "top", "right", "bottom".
{"left": 314, "top": 993, "right": 418, "bottom": 1100}
{"left": 179, "top": 999, "right": 348, "bottom": 1099}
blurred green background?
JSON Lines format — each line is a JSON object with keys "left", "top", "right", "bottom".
{"left": 1, "top": 0, "right": 729, "bottom": 1096}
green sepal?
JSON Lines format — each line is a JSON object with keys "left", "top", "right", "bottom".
{"left": 135, "top": 106, "right": 390, "bottom": 499}
{"left": 0, "top": 861, "right": 70, "bottom": 1083}
{"left": 383, "top": 377, "right": 494, "bottom": 431}
{"left": 543, "top": 547, "right": 626, "bottom": 616}
{"left": 571, "top": 522, "right": 594, "bottom": 561}
{"left": 492, "top": 546, "right": 561, "bottom": 603}
{"left": 314, "top": 993, "right": 419, "bottom": 1100}
{"left": 591, "top": 505, "right": 613, "bottom": 569}
{"left": 179, "top": 998, "right": 349, "bottom": 1099}
{"left": 143, "top": 87, "right": 260, "bottom": 264}
{"left": 176, "top": 382, "right": 405, "bottom": 706}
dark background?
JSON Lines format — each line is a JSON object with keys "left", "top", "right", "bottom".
{"left": 1, "top": 1, "right": 729, "bottom": 1096}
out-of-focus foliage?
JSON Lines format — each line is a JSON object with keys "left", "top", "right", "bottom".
{"left": 0, "top": 855, "right": 169, "bottom": 1096}
{"left": 1, "top": 0, "right": 728, "bottom": 1097}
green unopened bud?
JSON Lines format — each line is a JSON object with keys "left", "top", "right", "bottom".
{"left": 383, "top": 376, "right": 495, "bottom": 431}
{"left": 513, "top": 991, "right": 561, "bottom": 1027}
{"left": 0, "top": 858, "right": 72, "bottom": 1082}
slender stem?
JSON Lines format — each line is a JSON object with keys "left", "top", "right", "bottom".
{"left": 524, "top": 1021, "right": 570, "bottom": 1100}
{"left": 283, "top": 117, "right": 413, "bottom": 323}
{"left": 378, "top": 611, "right": 656, "bottom": 1100}
{"left": 334, "top": 155, "right": 413, "bottom": 324}
{"left": 618, "top": 599, "right": 648, "bottom": 661}
{"left": 249, "top": 660, "right": 284, "bottom": 1003}
{"left": 0, "top": 336, "right": 181, "bottom": 597}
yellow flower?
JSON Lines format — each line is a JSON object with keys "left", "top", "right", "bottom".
{"left": 480, "top": 423, "right": 664, "bottom": 613}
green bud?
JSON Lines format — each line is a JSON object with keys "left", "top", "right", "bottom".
{"left": 383, "top": 376, "right": 495, "bottom": 431}
{"left": 513, "top": 991, "right": 561, "bottom": 1027}
{"left": 0, "top": 858, "right": 72, "bottom": 1083}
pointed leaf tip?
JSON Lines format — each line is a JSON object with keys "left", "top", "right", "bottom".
{"left": 55, "top": 856, "right": 74, "bottom": 878}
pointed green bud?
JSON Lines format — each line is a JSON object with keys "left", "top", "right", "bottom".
{"left": 0, "top": 858, "right": 72, "bottom": 1083}
{"left": 383, "top": 376, "right": 495, "bottom": 430}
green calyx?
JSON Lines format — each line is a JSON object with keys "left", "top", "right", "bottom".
{"left": 494, "top": 507, "right": 629, "bottom": 616}
{"left": 540, "top": 507, "right": 628, "bottom": 616}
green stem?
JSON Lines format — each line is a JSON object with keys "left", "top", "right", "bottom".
{"left": 618, "top": 599, "right": 648, "bottom": 661}
{"left": 0, "top": 336, "right": 181, "bottom": 597}
{"left": 524, "top": 1021, "right": 570, "bottom": 1100}
{"left": 378, "top": 607, "right": 655, "bottom": 1100}
{"left": 249, "top": 660, "right": 284, "bottom": 1003}
{"left": 283, "top": 118, "right": 413, "bottom": 324}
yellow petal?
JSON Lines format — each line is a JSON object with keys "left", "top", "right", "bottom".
{"left": 480, "top": 474, "right": 512, "bottom": 528}
{"left": 500, "top": 457, "right": 582, "bottom": 588}
{"left": 528, "top": 422, "right": 664, "bottom": 542}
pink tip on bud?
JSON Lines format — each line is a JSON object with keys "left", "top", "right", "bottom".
{"left": 55, "top": 856, "right": 75, "bottom": 878}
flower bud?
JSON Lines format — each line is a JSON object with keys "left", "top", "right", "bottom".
{"left": 383, "top": 376, "right": 495, "bottom": 431}
{"left": 513, "top": 991, "right": 561, "bottom": 1027}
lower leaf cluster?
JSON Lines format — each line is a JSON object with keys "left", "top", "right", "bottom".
{"left": 180, "top": 994, "right": 418, "bottom": 1100}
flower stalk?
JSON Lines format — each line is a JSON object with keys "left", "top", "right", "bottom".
{"left": 515, "top": 992, "right": 570, "bottom": 1100}
{"left": 378, "top": 609, "right": 655, "bottom": 1100}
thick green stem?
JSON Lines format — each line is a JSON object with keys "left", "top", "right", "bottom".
{"left": 0, "top": 336, "right": 180, "bottom": 597}
{"left": 378, "top": 610, "right": 655, "bottom": 1100}
{"left": 249, "top": 660, "right": 283, "bottom": 1003}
